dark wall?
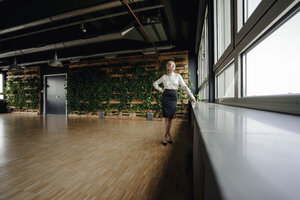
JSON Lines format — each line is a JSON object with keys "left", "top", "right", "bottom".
{"left": 0, "top": 100, "right": 7, "bottom": 113}
{"left": 41, "top": 64, "right": 69, "bottom": 75}
{"left": 188, "top": 52, "right": 198, "bottom": 94}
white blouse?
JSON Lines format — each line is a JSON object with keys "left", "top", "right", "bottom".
{"left": 153, "top": 72, "right": 195, "bottom": 99}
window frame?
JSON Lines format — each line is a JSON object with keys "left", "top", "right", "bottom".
{"left": 235, "top": 0, "right": 276, "bottom": 45}
{"left": 198, "top": 7, "right": 209, "bottom": 101}
{"left": 213, "top": 0, "right": 234, "bottom": 68}
{"left": 241, "top": 5, "right": 300, "bottom": 98}
{"left": 0, "top": 72, "right": 4, "bottom": 100}
{"left": 216, "top": 2, "right": 300, "bottom": 115}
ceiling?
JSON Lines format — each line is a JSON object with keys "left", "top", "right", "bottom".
{"left": 0, "top": 0, "right": 200, "bottom": 69}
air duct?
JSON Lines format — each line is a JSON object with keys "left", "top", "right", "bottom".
{"left": 0, "top": 25, "right": 153, "bottom": 59}
{"left": 0, "top": 45, "right": 174, "bottom": 70}
{"left": 0, "top": 4, "right": 163, "bottom": 43}
{"left": 0, "top": 0, "right": 146, "bottom": 36}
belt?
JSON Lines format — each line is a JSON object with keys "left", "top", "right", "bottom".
{"left": 164, "top": 89, "right": 177, "bottom": 91}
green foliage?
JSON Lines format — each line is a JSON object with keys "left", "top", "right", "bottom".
{"left": 67, "top": 70, "right": 108, "bottom": 114}
{"left": 66, "top": 63, "right": 190, "bottom": 118}
{"left": 4, "top": 77, "right": 41, "bottom": 110}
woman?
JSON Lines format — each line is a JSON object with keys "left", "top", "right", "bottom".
{"left": 153, "top": 61, "right": 196, "bottom": 146}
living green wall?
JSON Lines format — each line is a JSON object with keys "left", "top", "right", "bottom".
{"left": 5, "top": 76, "right": 41, "bottom": 110}
{"left": 3, "top": 52, "right": 193, "bottom": 118}
{"left": 67, "top": 52, "right": 193, "bottom": 118}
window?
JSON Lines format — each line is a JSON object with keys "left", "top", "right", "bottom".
{"left": 237, "top": 0, "right": 262, "bottom": 32}
{"left": 0, "top": 73, "right": 3, "bottom": 100}
{"left": 198, "top": 9, "right": 209, "bottom": 100}
{"left": 217, "top": 62, "right": 234, "bottom": 98}
{"left": 214, "top": 0, "right": 231, "bottom": 63}
{"left": 244, "top": 0, "right": 262, "bottom": 20}
{"left": 242, "top": 10, "right": 300, "bottom": 96}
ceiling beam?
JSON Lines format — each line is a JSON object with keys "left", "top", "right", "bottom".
{"left": 0, "top": 4, "right": 163, "bottom": 43}
{"left": 0, "top": 0, "right": 149, "bottom": 36}
{"left": 0, "top": 45, "right": 174, "bottom": 69}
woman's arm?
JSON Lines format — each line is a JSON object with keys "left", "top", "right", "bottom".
{"left": 178, "top": 74, "right": 196, "bottom": 101}
{"left": 153, "top": 75, "right": 164, "bottom": 92}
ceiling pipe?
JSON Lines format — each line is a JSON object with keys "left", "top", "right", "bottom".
{"left": 0, "top": 26, "right": 137, "bottom": 59}
{"left": 0, "top": 4, "right": 163, "bottom": 42}
{"left": 0, "top": 20, "right": 169, "bottom": 59}
{"left": 122, "top": 0, "right": 156, "bottom": 49}
{"left": 0, "top": 0, "right": 146, "bottom": 36}
{"left": 0, "top": 45, "right": 174, "bottom": 69}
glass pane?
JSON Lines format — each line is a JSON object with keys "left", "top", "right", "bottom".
{"left": 0, "top": 95, "right": 3, "bottom": 100}
{"left": 225, "top": 63, "right": 234, "bottom": 97}
{"left": 217, "top": 62, "right": 234, "bottom": 98}
{"left": 237, "top": 0, "right": 243, "bottom": 32}
{"left": 245, "top": 0, "right": 262, "bottom": 20}
{"left": 224, "top": 0, "right": 231, "bottom": 49}
{"left": 238, "top": 0, "right": 262, "bottom": 32}
{"left": 244, "top": 11, "right": 300, "bottom": 96}
{"left": 217, "top": 71, "right": 225, "bottom": 98}
{"left": 214, "top": 0, "right": 231, "bottom": 61}
{"left": 0, "top": 74, "right": 3, "bottom": 93}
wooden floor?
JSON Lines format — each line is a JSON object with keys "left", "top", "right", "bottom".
{"left": 0, "top": 114, "right": 192, "bottom": 200}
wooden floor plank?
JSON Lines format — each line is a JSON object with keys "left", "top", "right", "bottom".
{"left": 0, "top": 114, "right": 192, "bottom": 200}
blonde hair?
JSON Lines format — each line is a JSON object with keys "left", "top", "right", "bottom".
{"left": 166, "top": 60, "right": 175, "bottom": 67}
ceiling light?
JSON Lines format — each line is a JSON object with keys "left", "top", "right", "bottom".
{"left": 9, "top": 57, "right": 21, "bottom": 70}
{"left": 48, "top": 51, "right": 63, "bottom": 67}
{"left": 80, "top": 23, "right": 87, "bottom": 33}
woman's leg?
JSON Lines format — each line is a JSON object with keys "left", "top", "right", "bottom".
{"left": 164, "top": 118, "right": 172, "bottom": 142}
{"left": 163, "top": 118, "right": 170, "bottom": 143}
{"left": 167, "top": 118, "right": 173, "bottom": 141}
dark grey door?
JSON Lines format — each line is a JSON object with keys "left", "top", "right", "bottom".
{"left": 46, "top": 75, "right": 66, "bottom": 114}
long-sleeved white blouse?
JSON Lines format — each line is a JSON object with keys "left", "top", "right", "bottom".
{"left": 153, "top": 72, "right": 195, "bottom": 99}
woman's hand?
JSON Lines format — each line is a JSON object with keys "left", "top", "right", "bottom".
{"left": 161, "top": 89, "right": 165, "bottom": 93}
{"left": 191, "top": 97, "right": 196, "bottom": 102}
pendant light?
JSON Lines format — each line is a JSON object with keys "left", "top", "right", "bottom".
{"left": 9, "top": 40, "right": 21, "bottom": 70}
{"left": 49, "top": 30, "right": 63, "bottom": 67}
{"left": 48, "top": 51, "right": 63, "bottom": 67}
{"left": 9, "top": 57, "right": 21, "bottom": 70}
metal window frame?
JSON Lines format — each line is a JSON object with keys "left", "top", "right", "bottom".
{"left": 0, "top": 72, "right": 4, "bottom": 100}
{"left": 214, "top": 1, "right": 300, "bottom": 115}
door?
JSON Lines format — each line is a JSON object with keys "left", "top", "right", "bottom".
{"left": 46, "top": 75, "right": 66, "bottom": 114}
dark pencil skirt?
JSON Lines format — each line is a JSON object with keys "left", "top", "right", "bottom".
{"left": 162, "top": 89, "right": 178, "bottom": 119}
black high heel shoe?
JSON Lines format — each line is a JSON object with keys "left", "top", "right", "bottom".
{"left": 161, "top": 141, "right": 167, "bottom": 146}
{"left": 167, "top": 140, "right": 173, "bottom": 144}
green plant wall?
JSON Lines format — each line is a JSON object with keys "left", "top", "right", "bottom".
{"left": 5, "top": 77, "right": 41, "bottom": 110}
{"left": 67, "top": 60, "right": 191, "bottom": 118}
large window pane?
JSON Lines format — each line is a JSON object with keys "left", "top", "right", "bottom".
{"left": 243, "top": 10, "right": 300, "bottom": 96}
{"left": 214, "top": 0, "right": 231, "bottom": 62}
{"left": 237, "top": 0, "right": 262, "bottom": 32}
{"left": 0, "top": 74, "right": 3, "bottom": 93}
{"left": 217, "top": 62, "right": 234, "bottom": 98}
{"left": 198, "top": 9, "right": 209, "bottom": 101}
{"left": 245, "top": 0, "right": 262, "bottom": 20}
{"left": 0, "top": 74, "right": 3, "bottom": 100}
